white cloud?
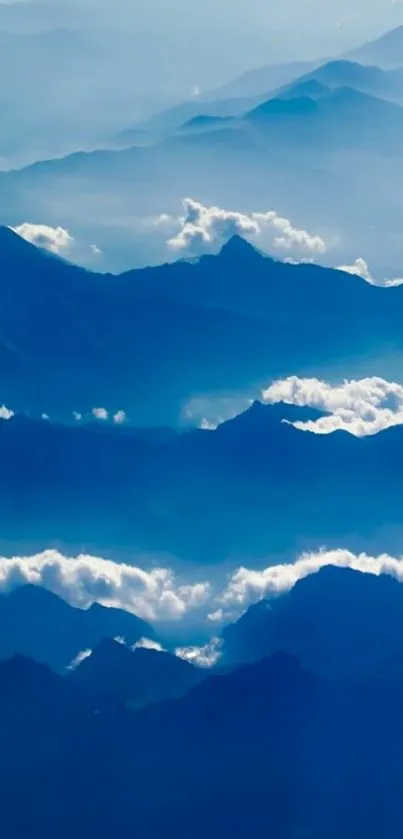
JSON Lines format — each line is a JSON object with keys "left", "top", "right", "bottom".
{"left": 337, "top": 257, "right": 403, "bottom": 287}
{"left": 113, "top": 410, "right": 127, "bottom": 425}
{"left": 73, "top": 411, "right": 82, "bottom": 422}
{"left": 12, "top": 222, "right": 74, "bottom": 255}
{"left": 67, "top": 648, "right": 92, "bottom": 671}
{"left": 164, "top": 198, "right": 326, "bottom": 257}
{"left": 133, "top": 637, "right": 165, "bottom": 652}
{"left": 218, "top": 549, "right": 403, "bottom": 617}
{"left": 175, "top": 637, "right": 223, "bottom": 668}
{"left": 262, "top": 375, "right": 403, "bottom": 436}
{"left": 0, "top": 550, "right": 210, "bottom": 622}
{"left": 0, "top": 405, "right": 14, "bottom": 420}
{"left": 92, "top": 407, "right": 109, "bottom": 421}
{"left": 11, "top": 222, "right": 101, "bottom": 265}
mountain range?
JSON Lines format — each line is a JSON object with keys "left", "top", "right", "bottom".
{"left": 0, "top": 584, "right": 155, "bottom": 672}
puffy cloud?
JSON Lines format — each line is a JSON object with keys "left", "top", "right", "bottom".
{"left": 0, "top": 550, "right": 210, "bottom": 622}
{"left": 12, "top": 222, "right": 74, "bottom": 255}
{"left": 218, "top": 549, "right": 403, "bottom": 617}
{"left": 175, "top": 637, "right": 223, "bottom": 668}
{"left": 262, "top": 375, "right": 403, "bottom": 436}
{"left": 92, "top": 407, "right": 109, "bottom": 421}
{"left": 133, "top": 637, "right": 166, "bottom": 652}
{"left": 11, "top": 222, "right": 102, "bottom": 265}
{"left": 0, "top": 405, "right": 14, "bottom": 420}
{"left": 337, "top": 257, "right": 403, "bottom": 287}
{"left": 67, "top": 648, "right": 92, "bottom": 671}
{"left": 113, "top": 410, "right": 127, "bottom": 425}
{"left": 164, "top": 198, "right": 326, "bottom": 257}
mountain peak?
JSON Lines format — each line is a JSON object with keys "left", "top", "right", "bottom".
{"left": 219, "top": 235, "right": 262, "bottom": 261}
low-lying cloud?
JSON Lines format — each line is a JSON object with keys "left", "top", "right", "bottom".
{"left": 337, "top": 257, "right": 403, "bottom": 287}
{"left": 262, "top": 375, "right": 403, "bottom": 436}
{"left": 161, "top": 198, "right": 326, "bottom": 257}
{"left": 218, "top": 549, "right": 403, "bottom": 617}
{"left": 2, "top": 547, "right": 403, "bottom": 628}
{"left": 11, "top": 222, "right": 101, "bottom": 266}
{"left": 0, "top": 550, "right": 210, "bottom": 622}
{"left": 175, "top": 637, "right": 223, "bottom": 668}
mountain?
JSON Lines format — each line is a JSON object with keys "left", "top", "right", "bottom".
{"left": 222, "top": 565, "right": 403, "bottom": 679}
{"left": 209, "top": 60, "right": 317, "bottom": 100}
{"left": 279, "top": 59, "right": 403, "bottom": 103}
{"left": 2, "top": 648, "right": 403, "bottom": 838}
{"left": 4, "top": 396, "right": 403, "bottom": 560}
{"left": 69, "top": 637, "right": 205, "bottom": 708}
{"left": 247, "top": 85, "right": 403, "bottom": 151}
{"left": 0, "top": 584, "right": 155, "bottom": 672}
{"left": 348, "top": 24, "right": 403, "bottom": 68}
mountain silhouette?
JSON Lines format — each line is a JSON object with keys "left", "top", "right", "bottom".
{"left": 348, "top": 24, "right": 403, "bottom": 68}
{"left": 3, "top": 397, "right": 403, "bottom": 560}
{"left": 69, "top": 637, "right": 206, "bottom": 708}
{"left": 222, "top": 565, "right": 403, "bottom": 679}
{"left": 0, "top": 584, "right": 156, "bottom": 671}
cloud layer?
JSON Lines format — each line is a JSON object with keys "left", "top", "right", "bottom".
{"left": 262, "top": 375, "right": 403, "bottom": 436}
{"left": 175, "top": 637, "right": 223, "bottom": 668}
{"left": 218, "top": 549, "right": 403, "bottom": 617}
{"left": 0, "top": 550, "right": 210, "bottom": 622}
{"left": 162, "top": 198, "right": 326, "bottom": 257}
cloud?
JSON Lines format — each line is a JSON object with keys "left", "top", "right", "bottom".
{"left": 0, "top": 550, "right": 210, "bottom": 622}
{"left": 164, "top": 198, "right": 326, "bottom": 257}
{"left": 175, "top": 637, "right": 223, "bottom": 668}
{"left": 133, "top": 637, "right": 166, "bottom": 652}
{"left": 0, "top": 405, "right": 14, "bottom": 420}
{"left": 262, "top": 375, "right": 403, "bottom": 436}
{"left": 337, "top": 257, "right": 403, "bottom": 287}
{"left": 11, "top": 222, "right": 102, "bottom": 265}
{"left": 67, "top": 648, "right": 92, "bottom": 671}
{"left": 92, "top": 407, "right": 109, "bottom": 421}
{"left": 218, "top": 549, "right": 403, "bottom": 617}
{"left": 113, "top": 410, "right": 127, "bottom": 425}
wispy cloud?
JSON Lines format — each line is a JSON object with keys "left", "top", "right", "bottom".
{"left": 262, "top": 375, "right": 403, "bottom": 436}
{"left": 161, "top": 198, "right": 326, "bottom": 257}
{"left": 175, "top": 637, "right": 223, "bottom": 668}
{"left": 337, "top": 257, "right": 403, "bottom": 287}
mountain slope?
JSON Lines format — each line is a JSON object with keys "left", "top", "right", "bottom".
{"left": 0, "top": 584, "right": 156, "bottom": 671}
{"left": 222, "top": 565, "right": 403, "bottom": 678}
{"left": 69, "top": 638, "right": 205, "bottom": 708}
{"left": 348, "top": 24, "right": 403, "bottom": 68}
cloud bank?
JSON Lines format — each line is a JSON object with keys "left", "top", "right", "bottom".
{"left": 218, "top": 549, "right": 403, "bottom": 617}
{"left": 2, "top": 547, "right": 403, "bottom": 628}
{"left": 0, "top": 550, "right": 209, "bottom": 622}
{"left": 162, "top": 198, "right": 326, "bottom": 257}
{"left": 262, "top": 375, "right": 403, "bottom": 436}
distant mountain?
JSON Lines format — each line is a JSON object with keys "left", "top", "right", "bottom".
{"left": 247, "top": 85, "right": 403, "bottom": 151}
{"left": 348, "top": 24, "right": 403, "bottom": 68}
{"left": 69, "top": 638, "right": 205, "bottom": 709}
{"left": 279, "top": 59, "right": 403, "bottom": 104}
{"left": 209, "top": 60, "right": 317, "bottom": 100}
{"left": 0, "top": 584, "right": 155, "bottom": 672}
{"left": 222, "top": 566, "right": 403, "bottom": 678}
{"left": 4, "top": 397, "right": 403, "bottom": 560}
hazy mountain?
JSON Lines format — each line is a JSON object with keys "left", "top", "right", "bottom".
{"left": 4, "top": 397, "right": 403, "bottom": 560}
{"left": 222, "top": 566, "right": 403, "bottom": 678}
{"left": 278, "top": 59, "right": 403, "bottom": 103}
{"left": 348, "top": 24, "right": 403, "bottom": 68}
{"left": 69, "top": 638, "right": 205, "bottom": 708}
{"left": 0, "top": 584, "right": 155, "bottom": 671}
